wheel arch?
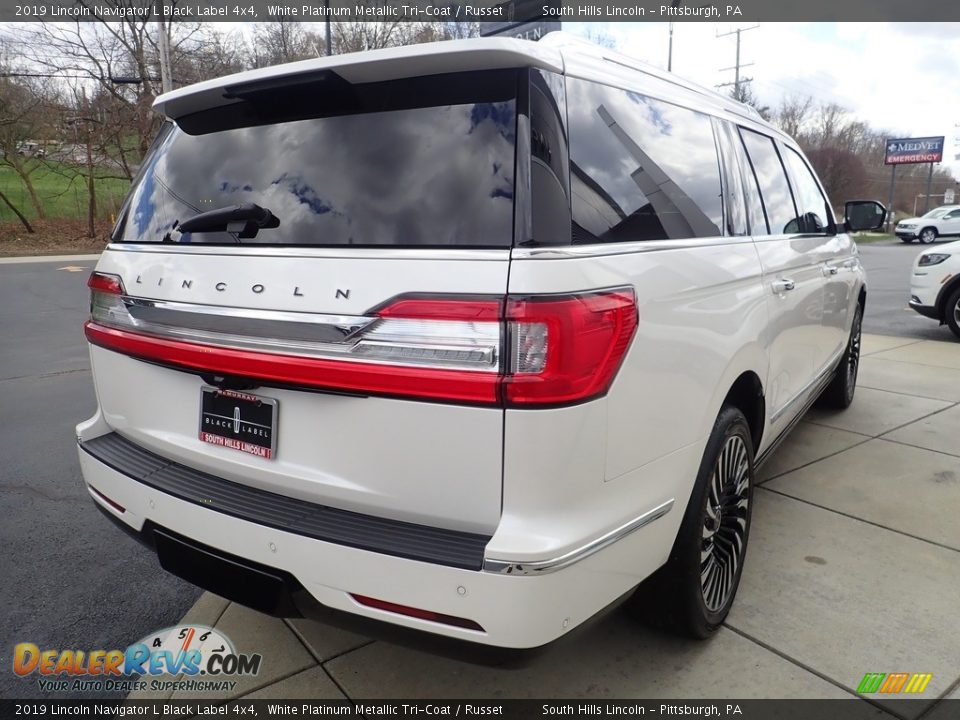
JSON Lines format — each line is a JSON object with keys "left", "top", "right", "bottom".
{"left": 701, "top": 342, "right": 768, "bottom": 459}
{"left": 720, "top": 371, "right": 766, "bottom": 456}
{"left": 935, "top": 275, "right": 960, "bottom": 322}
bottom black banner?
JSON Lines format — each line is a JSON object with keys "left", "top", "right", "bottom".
{"left": 0, "top": 699, "right": 948, "bottom": 720}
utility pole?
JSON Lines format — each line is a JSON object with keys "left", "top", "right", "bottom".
{"left": 667, "top": 1, "right": 681, "bottom": 71}
{"left": 324, "top": 0, "right": 332, "bottom": 55}
{"left": 156, "top": 17, "right": 173, "bottom": 93}
{"left": 668, "top": 22, "right": 674, "bottom": 72}
{"left": 716, "top": 25, "right": 759, "bottom": 98}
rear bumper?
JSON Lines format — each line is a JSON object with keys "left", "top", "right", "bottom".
{"left": 78, "top": 434, "right": 674, "bottom": 649}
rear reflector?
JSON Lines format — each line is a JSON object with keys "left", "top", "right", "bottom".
{"left": 88, "top": 485, "right": 126, "bottom": 513}
{"left": 85, "top": 272, "right": 638, "bottom": 408}
{"left": 350, "top": 593, "right": 484, "bottom": 632}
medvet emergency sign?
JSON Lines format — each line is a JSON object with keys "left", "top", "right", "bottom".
{"left": 884, "top": 136, "right": 945, "bottom": 165}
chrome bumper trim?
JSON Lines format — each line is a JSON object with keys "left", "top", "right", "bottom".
{"left": 482, "top": 499, "right": 675, "bottom": 576}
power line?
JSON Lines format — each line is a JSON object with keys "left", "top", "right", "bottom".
{"left": 716, "top": 25, "right": 759, "bottom": 97}
{"left": 0, "top": 71, "right": 93, "bottom": 80}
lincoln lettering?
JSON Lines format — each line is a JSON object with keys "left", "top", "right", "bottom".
{"left": 132, "top": 275, "right": 348, "bottom": 299}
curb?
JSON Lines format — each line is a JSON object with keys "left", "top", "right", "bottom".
{"left": 0, "top": 253, "right": 102, "bottom": 264}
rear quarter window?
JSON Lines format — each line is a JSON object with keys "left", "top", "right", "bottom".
{"left": 566, "top": 77, "right": 723, "bottom": 244}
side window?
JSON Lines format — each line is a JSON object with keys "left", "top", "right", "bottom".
{"left": 714, "top": 119, "right": 748, "bottom": 236}
{"left": 567, "top": 77, "right": 723, "bottom": 243}
{"left": 739, "top": 128, "right": 798, "bottom": 235}
{"left": 782, "top": 146, "right": 834, "bottom": 234}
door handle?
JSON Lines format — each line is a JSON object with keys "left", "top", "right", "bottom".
{"left": 772, "top": 278, "right": 796, "bottom": 294}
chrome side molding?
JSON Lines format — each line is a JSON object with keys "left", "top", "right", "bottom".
{"left": 483, "top": 499, "right": 675, "bottom": 576}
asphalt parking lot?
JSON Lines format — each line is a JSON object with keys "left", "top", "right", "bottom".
{"left": 2, "top": 244, "right": 959, "bottom": 713}
{"left": 0, "top": 257, "right": 201, "bottom": 701}
{"left": 856, "top": 238, "right": 957, "bottom": 342}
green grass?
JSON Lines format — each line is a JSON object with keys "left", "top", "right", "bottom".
{"left": 852, "top": 232, "right": 897, "bottom": 244}
{"left": 0, "top": 160, "right": 131, "bottom": 222}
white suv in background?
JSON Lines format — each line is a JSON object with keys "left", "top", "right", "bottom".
{"left": 76, "top": 33, "right": 884, "bottom": 648}
{"left": 896, "top": 205, "right": 960, "bottom": 244}
{"left": 910, "top": 242, "right": 960, "bottom": 339}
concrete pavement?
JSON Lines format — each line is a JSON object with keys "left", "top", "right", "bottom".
{"left": 127, "top": 333, "right": 960, "bottom": 715}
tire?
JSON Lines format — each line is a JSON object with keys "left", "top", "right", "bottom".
{"left": 919, "top": 227, "right": 938, "bottom": 244}
{"left": 627, "top": 406, "right": 754, "bottom": 639}
{"left": 945, "top": 288, "right": 960, "bottom": 341}
{"left": 819, "top": 303, "right": 863, "bottom": 409}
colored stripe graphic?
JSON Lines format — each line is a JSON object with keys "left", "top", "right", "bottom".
{"left": 880, "top": 673, "right": 909, "bottom": 693}
{"left": 858, "top": 672, "right": 932, "bottom": 694}
{"left": 857, "top": 673, "right": 885, "bottom": 694}
{"left": 904, "top": 674, "right": 933, "bottom": 694}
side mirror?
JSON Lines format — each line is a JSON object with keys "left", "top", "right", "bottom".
{"left": 844, "top": 200, "right": 886, "bottom": 232}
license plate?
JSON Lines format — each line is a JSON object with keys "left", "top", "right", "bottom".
{"left": 199, "top": 387, "right": 277, "bottom": 459}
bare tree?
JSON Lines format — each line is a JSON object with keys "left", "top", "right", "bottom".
{"left": 0, "top": 78, "right": 49, "bottom": 220}
{"left": 18, "top": 9, "right": 214, "bottom": 160}
{"left": 729, "top": 81, "right": 771, "bottom": 121}
{"left": 767, "top": 94, "right": 958, "bottom": 214}
{"left": 249, "top": 21, "right": 323, "bottom": 67}
{"left": 774, "top": 95, "right": 813, "bottom": 140}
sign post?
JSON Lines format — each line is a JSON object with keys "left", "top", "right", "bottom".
{"left": 886, "top": 165, "right": 897, "bottom": 232}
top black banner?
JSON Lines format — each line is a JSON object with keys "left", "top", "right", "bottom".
{"left": 5, "top": 0, "right": 960, "bottom": 22}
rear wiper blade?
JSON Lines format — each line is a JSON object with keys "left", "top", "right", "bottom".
{"left": 178, "top": 203, "right": 280, "bottom": 239}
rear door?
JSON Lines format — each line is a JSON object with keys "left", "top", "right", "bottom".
{"left": 940, "top": 208, "right": 960, "bottom": 237}
{"left": 737, "top": 127, "right": 826, "bottom": 432}
{"left": 779, "top": 143, "right": 853, "bottom": 363}
{"left": 86, "top": 70, "right": 520, "bottom": 535}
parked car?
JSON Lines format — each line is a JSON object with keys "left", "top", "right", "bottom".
{"left": 909, "top": 240, "right": 960, "bottom": 339}
{"left": 15, "top": 141, "right": 46, "bottom": 158}
{"left": 76, "top": 33, "right": 884, "bottom": 648}
{"left": 895, "top": 205, "right": 960, "bottom": 244}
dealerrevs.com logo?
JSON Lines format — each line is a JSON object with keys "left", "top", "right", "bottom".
{"left": 12, "top": 625, "right": 262, "bottom": 694}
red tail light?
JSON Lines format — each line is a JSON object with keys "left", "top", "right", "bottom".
{"left": 350, "top": 593, "right": 484, "bottom": 631}
{"left": 504, "top": 290, "right": 638, "bottom": 407}
{"left": 87, "top": 271, "right": 124, "bottom": 295}
{"left": 84, "top": 272, "right": 637, "bottom": 408}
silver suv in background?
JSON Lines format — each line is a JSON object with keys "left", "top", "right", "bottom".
{"left": 896, "top": 205, "right": 960, "bottom": 243}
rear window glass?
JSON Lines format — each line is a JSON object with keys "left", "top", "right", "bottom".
{"left": 117, "top": 73, "right": 517, "bottom": 248}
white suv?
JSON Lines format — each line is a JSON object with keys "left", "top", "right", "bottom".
{"left": 910, "top": 241, "right": 960, "bottom": 339}
{"left": 77, "top": 34, "right": 883, "bottom": 648}
{"left": 896, "top": 205, "right": 960, "bottom": 244}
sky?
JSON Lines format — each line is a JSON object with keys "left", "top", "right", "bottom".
{"left": 562, "top": 22, "right": 960, "bottom": 177}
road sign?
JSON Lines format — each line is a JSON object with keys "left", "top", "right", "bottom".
{"left": 884, "top": 136, "right": 945, "bottom": 165}
{"left": 945, "top": 188, "right": 955, "bottom": 204}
